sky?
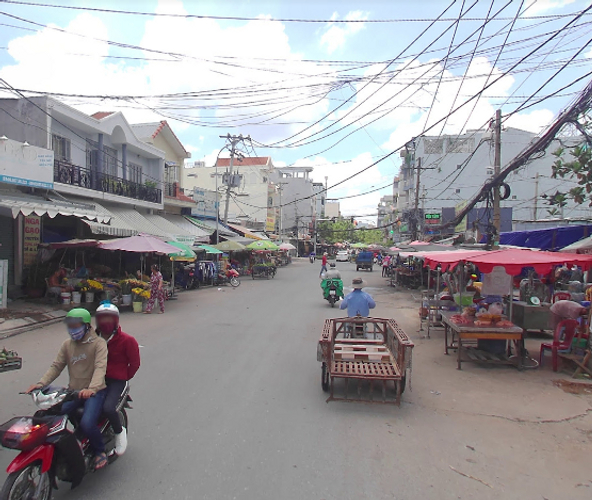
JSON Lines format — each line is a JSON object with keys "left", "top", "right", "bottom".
{"left": 0, "top": 0, "right": 590, "bottom": 221}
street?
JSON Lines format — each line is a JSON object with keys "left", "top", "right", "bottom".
{"left": 2, "top": 259, "right": 592, "bottom": 500}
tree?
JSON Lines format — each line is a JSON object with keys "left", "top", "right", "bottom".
{"left": 317, "top": 219, "right": 355, "bottom": 244}
{"left": 547, "top": 114, "right": 592, "bottom": 208}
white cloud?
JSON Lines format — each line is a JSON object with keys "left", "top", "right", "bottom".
{"left": 0, "top": 0, "right": 334, "bottom": 145}
{"left": 527, "top": 0, "right": 576, "bottom": 15}
{"left": 320, "top": 11, "right": 368, "bottom": 54}
{"left": 503, "top": 108, "right": 556, "bottom": 134}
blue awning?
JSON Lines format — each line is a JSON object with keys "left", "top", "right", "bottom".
{"left": 484, "top": 225, "right": 592, "bottom": 251}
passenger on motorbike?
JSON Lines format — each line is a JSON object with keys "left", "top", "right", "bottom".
{"left": 95, "top": 301, "right": 140, "bottom": 457}
{"left": 325, "top": 263, "right": 341, "bottom": 279}
{"left": 321, "top": 263, "right": 344, "bottom": 300}
{"left": 26, "top": 308, "right": 108, "bottom": 469}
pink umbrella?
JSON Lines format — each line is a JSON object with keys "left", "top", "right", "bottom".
{"left": 98, "top": 233, "right": 180, "bottom": 254}
{"left": 389, "top": 247, "right": 401, "bottom": 252}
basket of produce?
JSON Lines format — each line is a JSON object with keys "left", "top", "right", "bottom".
{"left": 0, "top": 348, "right": 22, "bottom": 373}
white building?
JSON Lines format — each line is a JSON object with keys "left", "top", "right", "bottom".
{"left": 325, "top": 201, "right": 341, "bottom": 219}
{"left": 397, "top": 127, "right": 588, "bottom": 232}
{"left": 182, "top": 156, "right": 274, "bottom": 230}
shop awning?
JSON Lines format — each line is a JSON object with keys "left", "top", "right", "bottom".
{"left": 141, "top": 214, "right": 197, "bottom": 246}
{"left": 0, "top": 192, "right": 112, "bottom": 222}
{"left": 423, "top": 248, "right": 592, "bottom": 275}
{"left": 162, "top": 215, "right": 210, "bottom": 241}
{"left": 226, "top": 223, "right": 262, "bottom": 240}
{"left": 185, "top": 217, "right": 235, "bottom": 237}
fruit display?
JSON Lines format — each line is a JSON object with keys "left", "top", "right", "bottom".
{"left": 0, "top": 348, "right": 22, "bottom": 373}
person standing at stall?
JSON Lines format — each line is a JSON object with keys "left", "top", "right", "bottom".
{"left": 144, "top": 264, "right": 165, "bottom": 314}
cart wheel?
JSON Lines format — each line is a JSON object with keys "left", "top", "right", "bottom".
{"left": 398, "top": 375, "right": 407, "bottom": 395}
{"left": 321, "top": 362, "right": 330, "bottom": 392}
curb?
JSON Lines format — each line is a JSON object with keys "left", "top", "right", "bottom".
{"left": 0, "top": 316, "right": 65, "bottom": 341}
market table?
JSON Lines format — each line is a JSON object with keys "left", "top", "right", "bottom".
{"left": 511, "top": 301, "right": 551, "bottom": 332}
{"left": 441, "top": 311, "right": 525, "bottom": 370}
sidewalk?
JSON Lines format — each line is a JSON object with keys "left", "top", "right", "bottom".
{"left": 0, "top": 299, "right": 67, "bottom": 339}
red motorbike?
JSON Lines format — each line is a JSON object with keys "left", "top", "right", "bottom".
{"left": 0, "top": 386, "right": 132, "bottom": 499}
{"left": 215, "top": 268, "right": 240, "bottom": 288}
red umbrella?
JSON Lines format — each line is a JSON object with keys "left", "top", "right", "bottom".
{"left": 98, "top": 233, "right": 180, "bottom": 254}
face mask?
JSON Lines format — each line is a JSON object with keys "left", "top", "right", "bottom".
{"left": 68, "top": 325, "right": 86, "bottom": 341}
{"left": 97, "top": 320, "right": 116, "bottom": 334}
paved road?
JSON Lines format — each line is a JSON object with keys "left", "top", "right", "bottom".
{"left": 2, "top": 259, "right": 592, "bottom": 500}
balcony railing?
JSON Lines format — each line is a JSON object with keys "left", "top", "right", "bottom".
{"left": 164, "top": 182, "right": 175, "bottom": 197}
{"left": 54, "top": 159, "right": 162, "bottom": 204}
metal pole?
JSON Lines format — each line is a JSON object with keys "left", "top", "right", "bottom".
{"left": 413, "top": 156, "right": 422, "bottom": 240}
{"left": 215, "top": 161, "right": 219, "bottom": 245}
{"left": 533, "top": 172, "right": 539, "bottom": 220}
{"left": 493, "top": 109, "right": 502, "bottom": 244}
{"left": 279, "top": 184, "right": 283, "bottom": 242}
{"left": 223, "top": 153, "right": 234, "bottom": 224}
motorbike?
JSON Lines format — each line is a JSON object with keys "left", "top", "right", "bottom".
{"left": 322, "top": 278, "right": 343, "bottom": 308}
{"left": 214, "top": 268, "right": 240, "bottom": 288}
{"left": 184, "top": 264, "right": 200, "bottom": 290}
{"left": 309, "top": 255, "right": 315, "bottom": 264}
{"left": 0, "top": 386, "right": 132, "bottom": 499}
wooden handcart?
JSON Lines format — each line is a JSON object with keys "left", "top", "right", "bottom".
{"left": 317, "top": 317, "right": 414, "bottom": 406}
{"left": 0, "top": 349, "right": 22, "bottom": 373}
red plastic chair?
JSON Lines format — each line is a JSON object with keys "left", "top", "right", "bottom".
{"left": 539, "top": 319, "right": 578, "bottom": 372}
{"left": 552, "top": 292, "right": 571, "bottom": 303}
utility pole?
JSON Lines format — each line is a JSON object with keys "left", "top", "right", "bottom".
{"left": 413, "top": 156, "right": 421, "bottom": 240}
{"left": 277, "top": 181, "right": 288, "bottom": 242}
{"left": 533, "top": 172, "right": 540, "bottom": 220}
{"left": 219, "top": 134, "right": 250, "bottom": 225}
{"left": 492, "top": 109, "right": 502, "bottom": 244}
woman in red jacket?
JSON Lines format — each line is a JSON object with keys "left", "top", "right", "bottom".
{"left": 95, "top": 302, "right": 140, "bottom": 456}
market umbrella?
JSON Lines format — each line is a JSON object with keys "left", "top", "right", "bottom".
{"left": 214, "top": 240, "right": 247, "bottom": 252}
{"left": 99, "top": 233, "right": 180, "bottom": 254}
{"left": 560, "top": 235, "right": 592, "bottom": 253}
{"left": 166, "top": 241, "right": 197, "bottom": 262}
{"left": 279, "top": 243, "right": 296, "bottom": 251}
{"left": 195, "top": 244, "right": 224, "bottom": 254}
{"left": 246, "top": 240, "right": 280, "bottom": 251}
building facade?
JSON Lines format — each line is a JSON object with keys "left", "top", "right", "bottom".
{"left": 396, "top": 127, "right": 588, "bottom": 237}
{"left": 182, "top": 156, "right": 274, "bottom": 230}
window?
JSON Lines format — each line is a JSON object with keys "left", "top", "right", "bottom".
{"left": 128, "top": 162, "right": 142, "bottom": 184}
{"left": 52, "top": 134, "right": 71, "bottom": 161}
{"left": 85, "top": 140, "right": 117, "bottom": 176}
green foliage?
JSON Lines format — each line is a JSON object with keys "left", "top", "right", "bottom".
{"left": 548, "top": 116, "right": 592, "bottom": 207}
{"left": 317, "top": 219, "right": 383, "bottom": 245}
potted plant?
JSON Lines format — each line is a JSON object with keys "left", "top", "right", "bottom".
{"left": 119, "top": 279, "right": 133, "bottom": 306}
{"left": 83, "top": 279, "right": 103, "bottom": 303}
{"left": 132, "top": 287, "right": 147, "bottom": 313}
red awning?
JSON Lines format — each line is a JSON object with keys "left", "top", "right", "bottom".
{"left": 424, "top": 248, "right": 592, "bottom": 276}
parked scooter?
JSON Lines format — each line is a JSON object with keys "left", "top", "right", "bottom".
{"left": 214, "top": 268, "right": 240, "bottom": 287}
{"left": 0, "top": 386, "right": 132, "bottom": 498}
{"left": 309, "top": 254, "right": 315, "bottom": 264}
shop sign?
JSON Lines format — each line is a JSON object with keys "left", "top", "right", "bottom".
{"left": 191, "top": 188, "right": 218, "bottom": 219}
{"left": 0, "top": 138, "right": 54, "bottom": 189}
{"left": 424, "top": 213, "right": 441, "bottom": 225}
{"left": 23, "top": 216, "right": 41, "bottom": 267}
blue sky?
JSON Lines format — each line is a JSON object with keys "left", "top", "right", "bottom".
{"left": 0, "top": 0, "right": 590, "bottom": 218}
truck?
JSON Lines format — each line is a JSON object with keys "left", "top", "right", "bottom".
{"left": 355, "top": 251, "right": 374, "bottom": 272}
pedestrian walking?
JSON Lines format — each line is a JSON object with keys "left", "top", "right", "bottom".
{"left": 144, "top": 264, "right": 165, "bottom": 314}
{"left": 382, "top": 255, "right": 391, "bottom": 277}
{"left": 319, "top": 252, "right": 328, "bottom": 278}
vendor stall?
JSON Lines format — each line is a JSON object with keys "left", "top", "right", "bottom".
{"left": 422, "top": 248, "right": 592, "bottom": 370}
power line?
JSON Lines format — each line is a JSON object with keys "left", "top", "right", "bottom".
{"left": 0, "top": 0, "right": 587, "bottom": 23}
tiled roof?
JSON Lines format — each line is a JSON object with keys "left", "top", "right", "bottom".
{"left": 91, "top": 111, "right": 115, "bottom": 120}
{"left": 215, "top": 157, "right": 270, "bottom": 167}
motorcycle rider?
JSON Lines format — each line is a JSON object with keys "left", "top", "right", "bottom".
{"left": 340, "top": 277, "right": 376, "bottom": 317}
{"left": 326, "top": 263, "right": 341, "bottom": 279}
{"left": 26, "top": 308, "right": 108, "bottom": 469}
{"left": 94, "top": 301, "right": 140, "bottom": 457}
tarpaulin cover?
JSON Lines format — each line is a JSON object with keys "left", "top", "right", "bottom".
{"left": 424, "top": 248, "right": 592, "bottom": 276}
{"left": 483, "top": 225, "right": 592, "bottom": 251}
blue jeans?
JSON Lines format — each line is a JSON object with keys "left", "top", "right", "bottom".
{"left": 103, "top": 379, "right": 127, "bottom": 434}
{"left": 62, "top": 389, "right": 107, "bottom": 454}
{"left": 320, "top": 265, "right": 328, "bottom": 276}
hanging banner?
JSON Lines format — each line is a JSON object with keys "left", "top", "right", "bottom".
{"left": 23, "top": 215, "right": 41, "bottom": 267}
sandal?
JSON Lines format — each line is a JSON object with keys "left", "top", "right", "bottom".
{"left": 94, "top": 453, "right": 108, "bottom": 470}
